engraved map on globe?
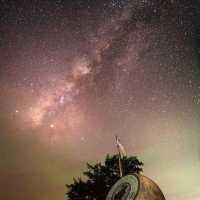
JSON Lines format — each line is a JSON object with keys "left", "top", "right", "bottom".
{"left": 106, "top": 174, "right": 165, "bottom": 200}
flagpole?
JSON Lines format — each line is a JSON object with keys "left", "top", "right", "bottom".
{"left": 115, "top": 136, "right": 123, "bottom": 177}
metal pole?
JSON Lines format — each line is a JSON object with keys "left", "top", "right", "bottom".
{"left": 115, "top": 136, "right": 123, "bottom": 177}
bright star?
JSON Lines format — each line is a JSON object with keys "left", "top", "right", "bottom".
{"left": 50, "top": 124, "right": 55, "bottom": 128}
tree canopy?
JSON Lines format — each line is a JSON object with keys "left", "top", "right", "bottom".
{"left": 66, "top": 154, "right": 143, "bottom": 200}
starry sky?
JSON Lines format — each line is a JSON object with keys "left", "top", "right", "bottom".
{"left": 0, "top": 0, "right": 200, "bottom": 199}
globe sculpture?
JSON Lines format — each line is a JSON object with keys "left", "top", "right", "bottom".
{"left": 106, "top": 174, "right": 165, "bottom": 200}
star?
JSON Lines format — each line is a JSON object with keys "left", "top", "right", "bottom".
{"left": 50, "top": 124, "right": 55, "bottom": 129}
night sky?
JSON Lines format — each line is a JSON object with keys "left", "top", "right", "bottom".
{"left": 1, "top": 0, "right": 200, "bottom": 199}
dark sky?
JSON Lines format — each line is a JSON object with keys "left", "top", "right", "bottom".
{"left": 0, "top": 0, "right": 200, "bottom": 199}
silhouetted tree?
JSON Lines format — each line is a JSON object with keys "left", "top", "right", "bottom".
{"left": 66, "top": 154, "right": 143, "bottom": 200}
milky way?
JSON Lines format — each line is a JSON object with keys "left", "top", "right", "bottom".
{"left": 0, "top": 1, "right": 200, "bottom": 200}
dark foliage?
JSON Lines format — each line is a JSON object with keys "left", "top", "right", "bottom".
{"left": 66, "top": 154, "right": 143, "bottom": 200}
